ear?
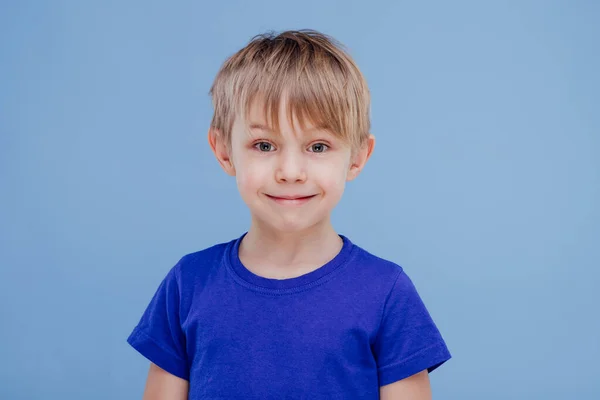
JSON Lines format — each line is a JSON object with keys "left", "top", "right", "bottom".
{"left": 208, "top": 128, "right": 236, "bottom": 176}
{"left": 347, "top": 134, "right": 375, "bottom": 181}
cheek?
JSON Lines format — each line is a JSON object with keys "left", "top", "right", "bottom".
{"left": 234, "top": 154, "right": 268, "bottom": 193}
{"left": 312, "top": 159, "right": 348, "bottom": 194}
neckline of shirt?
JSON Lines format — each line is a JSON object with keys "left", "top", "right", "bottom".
{"left": 224, "top": 232, "right": 357, "bottom": 294}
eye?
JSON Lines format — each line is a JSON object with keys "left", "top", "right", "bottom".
{"left": 254, "top": 142, "right": 275, "bottom": 152}
{"left": 309, "top": 143, "right": 329, "bottom": 153}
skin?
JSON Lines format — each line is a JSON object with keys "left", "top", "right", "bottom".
{"left": 142, "top": 364, "right": 188, "bottom": 400}
{"left": 213, "top": 99, "right": 374, "bottom": 279}
{"left": 141, "top": 99, "right": 431, "bottom": 398}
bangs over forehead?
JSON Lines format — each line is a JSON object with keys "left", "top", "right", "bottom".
{"left": 209, "top": 30, "right": 371, "bottom": 148}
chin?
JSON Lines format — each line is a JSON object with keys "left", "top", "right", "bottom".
{"left": 252, "top": 214, "right": 321, "bottom": 235}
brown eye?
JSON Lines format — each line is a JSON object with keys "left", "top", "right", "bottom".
{"left": 255, "top": 142, "right": 274, "bottom": 152}
{"left": 309, "top": 143, "right": 328, "bottom": 153}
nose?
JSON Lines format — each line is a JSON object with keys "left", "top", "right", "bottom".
{"left": 275, "top": 150, "right": 307, "bottom": 183}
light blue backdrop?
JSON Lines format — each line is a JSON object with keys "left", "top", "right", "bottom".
{"left": 1, "top": 1, "right": 598, "bottom": 399}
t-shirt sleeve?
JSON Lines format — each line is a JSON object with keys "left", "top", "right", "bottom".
{"left": 127, "top": 263, "right": 189, "bottom": 380}
{"left": 373, "top": 269, "right": 451, "bottom": 387}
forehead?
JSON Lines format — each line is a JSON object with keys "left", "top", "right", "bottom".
{"left": 239, "top": 99, "right": 327, "bottom": 137}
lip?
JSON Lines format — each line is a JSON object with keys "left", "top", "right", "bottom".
{"left": 265, "top": 194, "right": 317, "bottom": 205}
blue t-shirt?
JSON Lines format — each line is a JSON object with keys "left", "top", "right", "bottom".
{"left": 127, "top": 234, "right": 451, "bottom": 399}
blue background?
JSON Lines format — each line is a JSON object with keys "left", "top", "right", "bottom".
{"left": 1, "top": 1, "right": 598, "bottom": 398}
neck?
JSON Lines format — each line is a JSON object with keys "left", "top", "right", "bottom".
{"left": 239, "top": 216, "right": 343, "bottom": 273}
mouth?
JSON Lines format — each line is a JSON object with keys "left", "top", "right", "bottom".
{"left": 265, "top": 194, "right": 317, "bottom": 205}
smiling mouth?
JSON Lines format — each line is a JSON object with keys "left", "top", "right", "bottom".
{"left": 265, "top": 194, "right": 317, "bottom": 205}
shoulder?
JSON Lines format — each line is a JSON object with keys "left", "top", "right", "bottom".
{"left": 158, "top": 237, "right": 237, "bottom": 316}
{"left": 165, "top": 237, "right": 236, "bottom": 287}
{"left": 348, "top": 238, "right": 406, "bottom": 282}
{"left": 340, "top": 238, "right": 416, "bottom": 306}
{"left": 177, "top": 239, "right": 233, "bottom": 272}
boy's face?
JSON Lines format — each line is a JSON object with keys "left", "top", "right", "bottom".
{"left": 210, "top": 100, "right": 374, "bottom": 234}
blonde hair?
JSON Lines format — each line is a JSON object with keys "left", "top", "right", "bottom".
{"left": 209, "top": 29, "right": 370, "bottom": 149}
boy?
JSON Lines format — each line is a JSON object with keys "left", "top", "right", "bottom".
{"left": 127, "top": 29, "right": 451, "bottom": 399}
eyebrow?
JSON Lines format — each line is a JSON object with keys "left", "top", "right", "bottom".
{"left": 249, "top": 123, "right": 274, "bottom": 132}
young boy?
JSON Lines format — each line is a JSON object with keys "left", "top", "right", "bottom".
{"left": 127, "top": 29, "right": 451, "bottom": 399}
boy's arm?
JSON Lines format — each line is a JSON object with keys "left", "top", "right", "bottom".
{"left": 379, "top": 369, "right": 431, "bottom": 400}
{"left": 142, "top": 363, "right": 189, "bottom": 400}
